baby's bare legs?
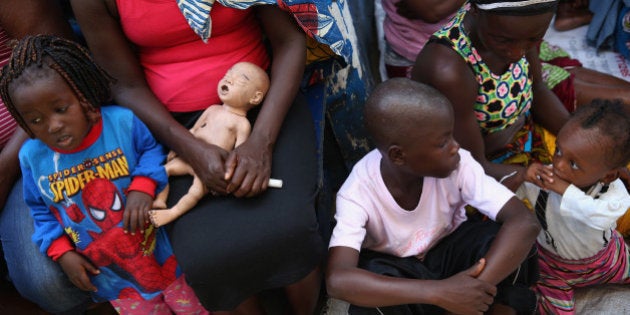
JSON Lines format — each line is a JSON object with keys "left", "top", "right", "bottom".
{"left": 149, "top": 176, "right": 207, "bottom": 227}
{"left": 152, "top": 184, "right": 170, "bottom": 209}
{"left": 149, "top": 157, "right": 205, "bottom": 227}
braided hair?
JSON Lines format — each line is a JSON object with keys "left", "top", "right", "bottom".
{"left": 572, "top": 99, "right": 630, "bottom": 168}
{"left": 0, "top": 35, "right": 114, "bottom": 137}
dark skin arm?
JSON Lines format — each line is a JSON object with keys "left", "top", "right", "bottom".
{"left": 0, "top": 0, "right": 74, "bottom": 209}
{"left": 71, "top": 0, "right": 231, "bottom": 194}
{"left": 123, "top": 190, "right": 153, "bottom": 235}
{"left": 412, "top": 43, "right": 524, "bottom": 189}
{"left": 58, "top": 250, "right": 100, "bottom": 292}
{"left": 326, "top": 197, "right": 539, "bottom": 314}
{"left": 326, "top": 247, "right": 494, "bottom": 314}
{"left": 474, "top": 197, "right": 541, "bottom": 284}
{"left": 0, "top": 129, "right": 27, "bottom": 209}
{"left": 395, "top": 0, "right": 465, "bottom": 23}
{"left": 525, "top": 48, "right": 569, "bottom": 135}
{"left": 224, "top": 5, "right": 306, "bottom": 197}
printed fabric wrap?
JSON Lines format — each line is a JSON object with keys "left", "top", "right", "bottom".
{"left": 176, "top": 0, "right": 352, "bottom": 65}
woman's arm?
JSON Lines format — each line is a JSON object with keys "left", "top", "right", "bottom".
{"left": 396, "top": 0, "right": 465, "bottom": 23}
{"left": 70, "top": 0, "right": 230, "bottom": 192}
{"left": 225, "top": 5, "right": 306, "bottom": 197}
{"left": 0, "top": 0, "right": 73, "bottom": 38}
{"left": 526, "top": 47, "right": 570, "bottom": 135}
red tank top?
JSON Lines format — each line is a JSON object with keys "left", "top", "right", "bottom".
{"left": 117, "top": 0, "right": 269, "bottom": 112}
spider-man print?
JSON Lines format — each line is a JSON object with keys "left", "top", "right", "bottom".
{"left": 79, "top": 178, "right": 177, "bottom": 295}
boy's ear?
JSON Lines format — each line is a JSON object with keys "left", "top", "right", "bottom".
{"left": 387, "top": 145, "right": 405, "bottom": 166}
{"left": 249, "top": 90, "right": 264, "bottom": 105}
{"left": 601, "top": 168, "right": 622, "bottom": 185}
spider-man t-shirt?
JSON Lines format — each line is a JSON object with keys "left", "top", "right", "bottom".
{"left": 19, "top": 106, "right": 177, "bottom": 302}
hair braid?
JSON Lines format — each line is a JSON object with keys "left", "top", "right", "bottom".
{"left": 0, "top": 35, "right": 114, "bottom": 137}
{"left": 574, "top": 99, "right": 630, "bottom": 167}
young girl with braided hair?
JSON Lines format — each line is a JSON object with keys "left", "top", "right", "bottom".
{"left": 0, "top": 34, "right": 208, "bottom": 314}
{"left": 518, "top": 99, "right": 630, "bottom": 315}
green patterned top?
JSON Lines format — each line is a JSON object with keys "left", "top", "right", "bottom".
{"left": 431, "top": 7, "right": 533, "bottom": 135}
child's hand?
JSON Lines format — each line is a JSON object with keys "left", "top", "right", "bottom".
{"left": 123, "top": 190, "right": 153, "bottom": 234}
{"left": 436, "top": 259, "right": 496, "bottom": 315}
{"left": 528, "top": 164, "right": 570, "bottom": 195}
{"left": 58, "top": 251, "right": 99, "bottom": 292}
{"left": 524, "top": 162, "right": 552, "bottom": 184}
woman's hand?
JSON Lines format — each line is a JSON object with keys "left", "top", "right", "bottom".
{"left": 224, "top": 132, "right": 273, "bottom": 197}
{"left": 58, "top": 250, "right": 100, "bottom": 292}
{"left": 186, "top": 138, "right": 231, "bottom": 194}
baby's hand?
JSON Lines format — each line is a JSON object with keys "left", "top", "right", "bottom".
{"left": 58, "top": 251, "right": 99, "bottom": 292}
{"left": 524, "top": 163, "right": 552, "bottom": 185}
{"left": 528, "top": 164, "right": 570, "bottom": 195}
{"left": 123, "top": 191, "right": 153, "bottom": 234}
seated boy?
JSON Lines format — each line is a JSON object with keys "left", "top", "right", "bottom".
{"left": 326, "top": 78, "right": 541, "bottom": 315}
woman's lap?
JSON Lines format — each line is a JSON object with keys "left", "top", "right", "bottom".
{"left": 167, "top": 95, "right": 325, "bottom": 310}
{"left": 0, "top": 177, "right": 91, "bottom": 314}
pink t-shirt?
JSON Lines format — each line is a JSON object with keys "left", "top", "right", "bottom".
{"left": 0, "top": 28, "right": 18, "bottom": 149}
{"left": 382, "top": 0, "right": 455, "bottom": 61}
{"left": 117, "top": 0, "right": 269, "bottom": 112}
{"left": 329, "top": 149, "right": 514, "bottom": 259}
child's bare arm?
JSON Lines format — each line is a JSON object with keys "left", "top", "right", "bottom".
{"left": 57, "top": 251, "right": 100, "bottom": 292}
{"left": 326, "top": 246, "right": 496, "bottom": 314}
{"left": 476, "top": 197, "right": 540, "bottom": 285}
{"left": 123, "top": 190, "right": 153, "bottom": 234}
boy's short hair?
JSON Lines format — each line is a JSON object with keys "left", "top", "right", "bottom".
{"left": 364, "top": 78, "right": 453, "bottom": 151}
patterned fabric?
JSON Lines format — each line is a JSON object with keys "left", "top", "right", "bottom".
{"left": 535, "top": 232, "right": 630, "bottom": 315}
{"left": 431, "top": 6, "right": 552, "bottom": 166}
{"left": 110, "top": 276, "right": 209, "bottom": 314}
{"left": 538, "top": 40, "right": 583, "bottom": 112}
{"left": 539, "top": 41, "right": 573, "bottom": 90}
{"left": 0, "top": 28, "right": 18, "bottom": 149}
{"left": 175, "top": 0, "right": 351, "bottom": 64}
{"left": 432, "top": 6, "right": 533, "bottom": 136}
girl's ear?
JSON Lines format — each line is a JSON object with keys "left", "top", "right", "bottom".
{"left": 86, "top": 107, "right": 101, "bottom": 124}
{"left": 387, "top": 145, "right": 405, "bottom": 166}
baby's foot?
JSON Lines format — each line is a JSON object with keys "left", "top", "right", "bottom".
{"left": 149, "top": 208, "right": 178, "bottom": 227}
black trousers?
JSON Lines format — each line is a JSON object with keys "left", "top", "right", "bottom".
{"left": 350, "top": 217, "right": 538, "bottom": 315}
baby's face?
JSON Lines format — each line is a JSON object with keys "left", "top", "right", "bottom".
{"left": 217, "top": 63, "right": 260, "bottom": 109}
{"left": 552, "top": 122, "right": 612, "bottom": 188}
{"left": 10, "top": 69, "right": 92, "bottom": 151}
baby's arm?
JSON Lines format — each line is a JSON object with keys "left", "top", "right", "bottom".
{"left": 326, "top": 247, "right": 495, "bottom": 314}
{"left": 57, "top": 251, "right": 100, "bottom": 292}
